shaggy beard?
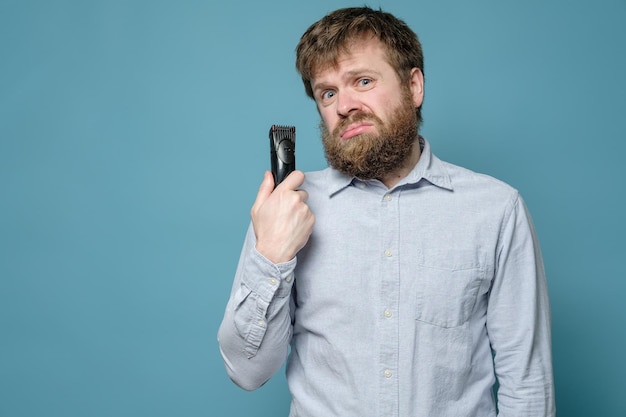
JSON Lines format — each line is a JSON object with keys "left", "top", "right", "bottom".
{"left": 320, "top": 89, "right": 419, "bottom": 180}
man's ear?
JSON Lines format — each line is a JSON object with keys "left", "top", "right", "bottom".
{"left": 409, "top": 68, "right": 424, "bottom": 107}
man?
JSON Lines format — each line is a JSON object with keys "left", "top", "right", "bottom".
{"left": 218, "top": 6, "right": 555, "bottom": 417}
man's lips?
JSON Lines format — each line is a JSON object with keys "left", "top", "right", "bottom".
{"left": 340, "top": 122, "right": 374, "bottom": 140}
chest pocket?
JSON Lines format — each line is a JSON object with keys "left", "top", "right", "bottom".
{"left": 414, "top": 250, "right": 489, "bottom": 328}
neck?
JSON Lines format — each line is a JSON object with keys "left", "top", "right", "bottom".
{"left": 380, "top": 138, "right": 422, "bottom": 189}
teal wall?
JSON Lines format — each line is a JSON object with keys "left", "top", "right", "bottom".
{"left": 1, "top": 1, "right": 625, "bottom": 416}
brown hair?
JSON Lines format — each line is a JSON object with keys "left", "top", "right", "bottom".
{"left": 295, "top": 6, "right": 424, "bottom": 100}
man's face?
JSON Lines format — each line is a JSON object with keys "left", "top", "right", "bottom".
{"left": 310, "top": 37, "right": 424, "bottom": 179}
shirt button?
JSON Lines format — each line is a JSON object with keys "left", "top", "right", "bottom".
{"left": 384, "top": 369, "right": 393, "bottom": 378}
{"left": 285, "top": 274, "right": 292, "bottom": 283}
{"left": 384, "top": 309, "right": 392, "bottom": 318}
{"left": 384, "top": 249, "right": 392, "bottom": 257}
{"left": 257, "top": 320, "right": 266, "bottom": 328}
{"left": 384, "top": 194, "right": 392, "bottom": 202}
{"left": 268, "top": 278, "right": 278, "bottom": 286}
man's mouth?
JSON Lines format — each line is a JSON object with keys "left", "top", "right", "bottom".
{"left": 340, "top": 121, "right": 374, "bottom": 140}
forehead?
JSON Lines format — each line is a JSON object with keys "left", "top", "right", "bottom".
{"left": 311, "top": 37, "right": 392, "bottom": 80}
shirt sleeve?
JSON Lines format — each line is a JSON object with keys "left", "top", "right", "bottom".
{"left": 217, "top": 223, "right": 296, "bottom": 391}
{"left": 488, "top": 193, "right": 556, "bottom": 416}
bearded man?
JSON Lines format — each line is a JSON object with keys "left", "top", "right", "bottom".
{"left": 218, "top": 7, "right": 555, "bottom": 417}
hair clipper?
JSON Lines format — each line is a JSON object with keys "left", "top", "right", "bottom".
{"left": 269, "top": 125, "right": 296, "bottom": 188}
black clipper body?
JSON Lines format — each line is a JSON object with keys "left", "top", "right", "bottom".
{"left": 269, "top": 125, "right": 296, "bottom": 187}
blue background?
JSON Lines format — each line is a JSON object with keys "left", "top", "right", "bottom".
{"left": 1, "top": 0, "right": 625, "bottom": 416}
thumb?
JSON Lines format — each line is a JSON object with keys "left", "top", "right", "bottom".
{"left": 253, "top": 171, "right": 275, "bottom": 207}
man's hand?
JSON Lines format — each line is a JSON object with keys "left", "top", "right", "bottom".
{"left": 251, "top": 170, "right": 315, "bottom": 264}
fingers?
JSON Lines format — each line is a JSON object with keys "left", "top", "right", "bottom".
{"left": 295, "top": 189, "right": 309, "bottom": 203}
{"left": 250, "top": 170, "right": 313, "bottom": 263}
{"left": 276, "top": 170, "right": 305, "bottom": 191}
{"left": 276, "top": 171, "right": 309, "bottom": 205}
{"left": 251, "top": 170, "right": 308, "bottom": 219}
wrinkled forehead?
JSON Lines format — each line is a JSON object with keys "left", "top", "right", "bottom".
{"left": 310, "top": 34, "right": 389, "bottom": 79}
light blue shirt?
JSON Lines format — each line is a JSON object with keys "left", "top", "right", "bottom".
{"left": 218, "top": 138, "right": 555, "bottom": 416}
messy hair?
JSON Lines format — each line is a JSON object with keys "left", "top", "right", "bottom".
{"left": 295, "top": 6, "right": 424, "bottom": 101}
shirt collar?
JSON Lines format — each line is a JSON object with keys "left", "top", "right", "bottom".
{"left": 403, "top": 137, "right": 453, "bottom": 191}
{"left": 325, "top": 137, "right": 453, "bottom": 196}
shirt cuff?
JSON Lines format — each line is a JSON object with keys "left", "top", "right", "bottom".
{"left": 241, "top": 247, "right": 296, "bottom": 303}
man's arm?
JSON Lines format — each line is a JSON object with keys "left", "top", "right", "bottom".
{"left": 217, "top": 171, "right": 314, "bottom": 391}
{"left": 217, "top": 224, "right": 296, "bottom": 390}
{"left": 487, "top": 194, "right": 556, "bottom": 416}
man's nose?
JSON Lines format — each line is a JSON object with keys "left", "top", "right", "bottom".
{"left": 336, "top": 90, "right": 362, "bottom": 117}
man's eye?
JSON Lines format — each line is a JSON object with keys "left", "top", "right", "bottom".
{"left": 321, "top": 90, "right": 335, "bottom": 100}
{"left": 358, "top": 78, "right": 372, "bottom": 87}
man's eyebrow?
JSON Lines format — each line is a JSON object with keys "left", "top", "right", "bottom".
{"left": 312, "top": 69, "right": 382, "bottom": 93}
{"left": 311, "top": 81, "right": 333, "bottom": 95}
{"left": 343, "top": 69, "right": 381, "bottom": 79}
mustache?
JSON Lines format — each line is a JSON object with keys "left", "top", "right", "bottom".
{"left": 333, "top": 111, "right": 383, "bottom": 136}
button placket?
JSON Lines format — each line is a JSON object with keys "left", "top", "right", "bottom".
{"left": 378, "top": 188, "right": 400, "bottom": 414}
